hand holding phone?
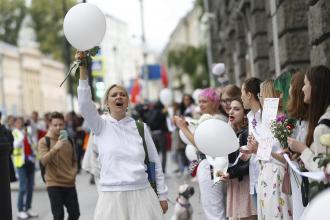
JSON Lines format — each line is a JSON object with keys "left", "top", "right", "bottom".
{"left": 59, "top": 130, "right": 68, "bottom": 141}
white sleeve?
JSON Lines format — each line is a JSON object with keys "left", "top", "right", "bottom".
{"left": 144, "top": 124, "right": 168, "bottom": 201}
{"left": 77, "top": 80, "right": 104, "bottom": 135}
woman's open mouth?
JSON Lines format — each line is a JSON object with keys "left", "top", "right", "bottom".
{"left": 115, "top": 101, "right": 124, "bottom": 108}
{"left": 229, "top": 116, "right": 235, "bottom": 122}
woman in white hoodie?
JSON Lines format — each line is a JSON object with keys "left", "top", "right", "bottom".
{"left": 76, "top": 51, "right": 168, "bottom": 220}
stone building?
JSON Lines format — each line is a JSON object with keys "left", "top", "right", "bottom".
{"left": 206, "top": 0, "right": 330, "bottom": 85}
{"left": 161, "top": 5, "right": 204, "bottom": 93}
{"left": 0, "top": 42, "right": 68, "bottom": 116}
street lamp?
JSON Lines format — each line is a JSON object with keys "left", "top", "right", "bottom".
{"left": 139, "top": 0, "right": 149, "bottom": 101}
{"left": 0, "top": 53, "right": 6, "bottom": 115}
{"left": 201, "top": 0, "right": 215, "bottom": 87}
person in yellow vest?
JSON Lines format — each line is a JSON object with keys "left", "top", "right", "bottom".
{"left": 12, "top": 117, "right": 38, "bottom": 219}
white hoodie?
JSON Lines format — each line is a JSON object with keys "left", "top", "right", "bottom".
{"left": 78, "top": 80, "right": 167, "bottom": 200}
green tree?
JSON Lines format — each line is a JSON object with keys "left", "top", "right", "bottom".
{"left": 167, "top": 45, "right": 209, "bottom": 89}
{"left": 0, "top": 0, "right": 26, "bottom": 45}
{"left": 29, "top": 0, "right": 75, "bottom": 62}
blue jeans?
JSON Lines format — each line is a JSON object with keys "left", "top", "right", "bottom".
{"left": 17, "top": 163, "right": 35, "bottom": 212}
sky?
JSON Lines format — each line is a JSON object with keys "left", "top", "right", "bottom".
{"left": 87, "top": 0, "right": 195, "bottom": 53}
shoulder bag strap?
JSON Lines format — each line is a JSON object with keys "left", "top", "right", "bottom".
{"left": 45, "top": 136, "right": 51, "bottom": 149}
{"left": 136, "top": 120, "right": 150, "bottom": 165}
{"left": 318, "top": 119, "right": 330, "bottom": 127}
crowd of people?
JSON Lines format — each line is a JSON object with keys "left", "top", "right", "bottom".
{"left": 1, "top": 110, "right": 89, "bottom": 219}
{"left": 2, "top": 62, "right": 330, "bottom": 220}
{"left": 170, "top": 65, "right": 330, "bottom": 220}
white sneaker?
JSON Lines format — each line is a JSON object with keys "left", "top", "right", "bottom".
{"left": 17, "top": 211, "right": 29, "bottom": 219}
{"left": 26, "top": 209, "right": 39, "bottom": 218}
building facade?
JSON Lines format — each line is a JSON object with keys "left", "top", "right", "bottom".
{"left": 160, "top": 5, "right": 204, "bottom": 93}
{"left": 206, "top": 0, "right": 330, "bottom": 85}
{"left": 0, "top": 42, "right": 68, "bottom": 116}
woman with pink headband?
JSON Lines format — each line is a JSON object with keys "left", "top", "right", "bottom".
{"left": 174, "top": 88, "right": 228, "bottom": 220}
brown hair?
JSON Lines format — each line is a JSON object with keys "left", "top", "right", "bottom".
{"left": 50, "top": 112, "right": 64, "bottom": 121}
{"left": 231, "top": 97, "right": 249, "bottom": 128}
{"left": 222, "top": 84, "right": 241, "bottom": 99}
{"left": 287, "top": 71, "right": 308, "bottom": 120}
{"left": 242, "top": 77, "right": 262, "bottom": 101}
{"left": 305, "top": 65, "right": 330, "bottom": 146}
{"left": 103, "top": 84, "right": 129, "bottom": 107}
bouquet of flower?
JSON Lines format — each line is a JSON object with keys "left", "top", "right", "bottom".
{"left": 270, "top": 115, "right": 296, "bottom": 149}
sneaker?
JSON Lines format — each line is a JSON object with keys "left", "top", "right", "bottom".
{"left": 26, "top": 209, "right": 39, "bottom": 218}
{"left": 17, "top": 211, "right": 29, "bottom": 219}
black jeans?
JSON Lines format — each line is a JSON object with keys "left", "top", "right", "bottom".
{"left": 47, "top": 186, "right": 80, "bottom": 220}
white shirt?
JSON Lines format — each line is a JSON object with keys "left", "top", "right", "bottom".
{"left": 247, "top": 109, "right": 262, "bottom": 194}
{"left": 78, "top": 80, "right": 168, "bottom": 200}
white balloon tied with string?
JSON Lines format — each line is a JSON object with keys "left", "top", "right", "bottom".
{"left": 194, "top": 118, "right": 239, "bottom": 157}
{"left": 63, "top": 3, "right": 106, "bottom": 51}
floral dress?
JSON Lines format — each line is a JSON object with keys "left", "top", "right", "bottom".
{"left": 257, "top": 141, "right": 293, "bottom": 220}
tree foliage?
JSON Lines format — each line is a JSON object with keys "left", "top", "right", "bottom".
{"left": 167, "top": 45, "right": 209, "bottom": 89}
{"left": 29, "top": 0, "right": 76, "bottom": 63}
{"left": 0, "top": 0, "right": 26, "bottom": 45}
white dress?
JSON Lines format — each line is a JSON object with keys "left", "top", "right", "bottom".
{"left": 257, "top": 142, "right": 293, "bottom": 220}
{"left": 290, "top": 120, "right": 308, "bottom": 220}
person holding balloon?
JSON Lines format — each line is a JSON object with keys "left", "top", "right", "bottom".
{"left": 218, "top": 97, "right": 257, "bottom": 220}
{"left": 174, "top": 88, "right": 228, "bottom": 220}
{"left": 76, "top": 51, "right": 168, "bottom": 220}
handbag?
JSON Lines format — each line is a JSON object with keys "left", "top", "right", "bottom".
{"left": 282, "top": 163, "right": 292, "bottom": 195}
{"left": 136, "top": 121, "right": 157, "bottom": 195}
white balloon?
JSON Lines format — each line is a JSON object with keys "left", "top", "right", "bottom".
{"left": 185, "top": 144, "right": 197, "bottom": 161}
{"left": 173, "top": 90, "right": 183, "bottom": 103}
{"left": 194, "top": 119, "right": 238, "bottom": 157}
{"left": 192, "top": 89, "right": 202, "bottom": 103}
{"left": 212, "top": 63, "right": 225, "bottom": 76}
{"left": 301, "top": 188, "right": 330, "bottom": 220}
{"left": 160, "top": 88, "right": 172, "bottom": 106}
{"left": 63, "top": 3, "right": 106, "bottom": 51}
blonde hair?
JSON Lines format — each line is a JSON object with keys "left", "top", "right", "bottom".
{"left": 103, "top": 84, "right": 129, "bottom": 109}
{"left": 260, "top": 79, "right": 280, "bottom": 99}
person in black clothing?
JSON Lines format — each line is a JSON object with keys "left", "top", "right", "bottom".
{"left": 218, "top": 97, "right": 257, "bottom": 219}
{"left": 146, "top": 101, "right": 169, "bottom": 173}
{"left": 0, "top": 112, "right": 16, "bottom": 182}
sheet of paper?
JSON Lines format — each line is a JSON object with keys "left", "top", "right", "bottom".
{"left": 262, "top": 98, "right": 279, "bottom": 127}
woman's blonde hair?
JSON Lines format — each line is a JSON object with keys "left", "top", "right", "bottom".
{"left": 103, "top": 84, "right": 129, "bottom": 109}
{"left": 260, "top": 79, "right": 281, "bottom": 99}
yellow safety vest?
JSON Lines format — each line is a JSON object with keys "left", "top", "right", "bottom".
{"left": 12, "top": 129, "right": 25, "bottom": 168}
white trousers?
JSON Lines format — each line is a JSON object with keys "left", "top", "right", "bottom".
{"left": 197, "top": 159, "right": 228, "bottom": 220}
{"left": 94, "top": 187, "right": 164, "bottom": 220}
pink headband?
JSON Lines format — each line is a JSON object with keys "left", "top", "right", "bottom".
{"left": 199, "top": 88, "right": 220, "bottom": 105}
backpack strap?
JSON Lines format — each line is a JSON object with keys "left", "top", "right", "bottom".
{"left": 135, "top": 120, "right": 150, "bottom": 165}
{"left": 318, "top": 119, "right": 330, "bottom": 127}
{"left": 45, "top": 136, "right": 51, "bottom": 149}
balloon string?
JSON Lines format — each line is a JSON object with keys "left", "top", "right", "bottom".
{"left": 59, "top": 60, "right": 81, "bottom": 87}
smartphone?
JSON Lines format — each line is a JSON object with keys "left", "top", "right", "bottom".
{"left": 59, "top": 130, "right": 68, "bottom": 140}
